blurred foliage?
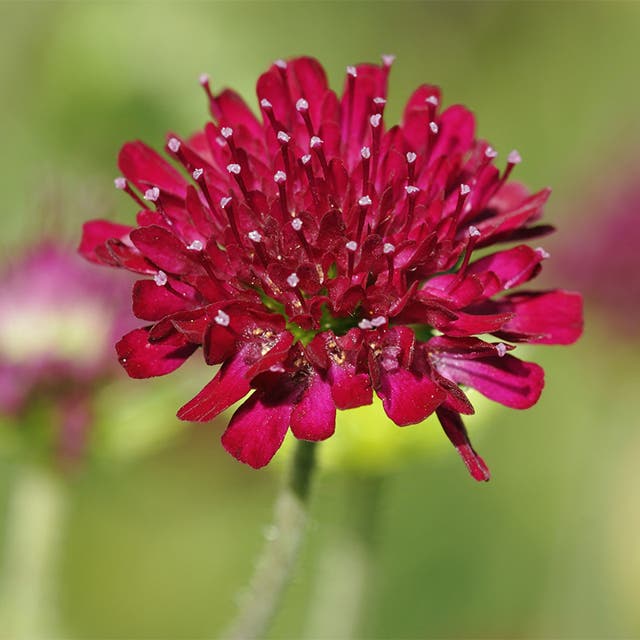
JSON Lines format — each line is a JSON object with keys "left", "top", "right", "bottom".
{"left": 1, "top": 1, "right": 639, "bottom": 638}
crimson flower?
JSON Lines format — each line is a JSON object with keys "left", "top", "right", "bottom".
{"left": 80, "top": 57, "right": 582, "bottom": 479}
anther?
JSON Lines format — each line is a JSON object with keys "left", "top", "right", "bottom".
{"left": 188, "top": 240, "right": 204, "bottom": 251}
{"left": 296, "top": 98, "right": 309, "bottom": 112}
{"left": 370, "top": 316, "right": 387, "bottom": 327}
{"left": 460, "top": 183, "right": 471, "bottom": 195}
{"left": 485, "top": 146, "right": 498, "bottom": 159}
{"left": 274, "top": 59, "right": 287, "bottom": 69}
{"left": 274, "top": 171, "right": 287, "bottom": 184}
{"left": 496, "top": 342, "right": 507, "bottom": 358}
{"left": 383, "top": 242, "right": 395, "bottom": 254}
{"left": 347, "top": 65, "right": 357, "bottom": 77}
{"left": 405, "top": 185, "right": 420, "bottom": 195}
{"left": 286, "top": 272, "right": 300, "bottom": 288}
{"left": 358, "top": 319, "right": 374, "bottom": 330}
{"left": 220, "top": 127, "right": 233, "bottom": 139}
{"left": 345, "top": 240, "right": 358, "bottom": 252}
{"left": 361, "top": 146, "right": 371, "bottom": 159}
{"left": 425, "top": 95, "right": 439, "bottom": 106}
{"left": 373, "top": 97, "right": 386, "bottom": 106}
{"left": 301, "top": 154, "right": 312, "bottom": 165}
{"left": 154, "top": 270, "right": 168, "bottom": 286}
{"left": 277, "top": 131, "right": 291, "bottom": 144}
{"left": 535, "top": 247, "right": 551, "bottom": 259}
{"left": 114, "top": 177, "right": 126, "bottom": 190}
{"left": 429, "top": 121, "right": 439, "bottom": 134}
{"left": 310, "top": 136, "right": 323, "bottom": 149}
{"left": 291, "top": 218, "right": 303, "bottom": 231}
{"left": 143, "top": 187, "right": 160, "bottom": 202}
{"left": 215, "top": 309, "right": 230, "bottom": 327}
{"left": 406, "top": 151, "right": 417, "bottom": 164}
{"left": 381, "top": 54, "right": 396, "bottom": 67}
{"left": 468, "top": 225, "right": 481, "bottom": 238}
{"left": 192, "top": 168, "right": 204, "bottom": 180}
{"left": 198, "top": 73, "right": 210, "bottom": 87}
{"left": 248, "top": 230, "right": 262, "bottom": 243}
{"left": 168, "top": 137, "right": 181, "bottom": 153}
{"left": 370, "top": 114, "right": 382, "bottom": 128}
{"left": 227, "top": 163, "right": 241, "bottom": 175}
{"left": 358, "top": 195, "right": 372, "bottom": 207}
{"left": 508, "top": 150, "right": 522, "bottom": 164}
{"left": 220, "top": 196, "right": 232, "bottom": 209}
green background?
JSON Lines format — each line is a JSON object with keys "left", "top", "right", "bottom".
{"left": 1, "top": 2, "right": 639, "bottom": 638}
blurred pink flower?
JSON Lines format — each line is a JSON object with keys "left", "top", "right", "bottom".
{"left": 0, "top": 242, "right": 134, "bottom": 459}
{"left": 80, "top": 57, "right": 582, "bottom": 479}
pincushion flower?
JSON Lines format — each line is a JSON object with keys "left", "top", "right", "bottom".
{"left": 0, "top": 242, "right": 134, "bottom": 459}
{"left": 80, "top": 56, "right": 582, "bottom": 480}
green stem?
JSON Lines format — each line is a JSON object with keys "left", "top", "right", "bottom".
{"left": 222, "top": 440, "right": 318, "bottom": 640}
{"left": 0, "top": 464, "right": 67, "bottom": 640}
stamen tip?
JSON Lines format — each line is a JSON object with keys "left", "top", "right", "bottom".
{"left": 114, "top": 177, "right": 126, "bottom": 190}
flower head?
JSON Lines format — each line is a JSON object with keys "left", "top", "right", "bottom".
{"left": 80, "top": 57, "right": 582, "bottom": 479}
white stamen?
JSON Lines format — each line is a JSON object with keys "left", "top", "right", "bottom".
{"left": 358, "top": 195, "right": 372, "bottom": 206}
{"left": 220, "top": 196, "right": 232, "bottom": 209}
{"left": 291, "top": 218, "right": 303, "bottom": 231}
{"left": 360, "top": 146, "right": 371, "bottom": 159}
{"left": 369, "top": 114, "right": 382, "bottom": 128}
{"left": 277, "top": 130, "right": 290, "bottom": 143}
{"left": 274, "top": 170, "right": 287, "bottom": 184}
{"left": 143, "top": 187, "right": 160, "bottom": 202}
{"left": 535, "top": 247, "right": 551, "bottom": 259}
{"left": 381, "top": 54, "right": 396, "bottom": 67}
{"left": 347, "top": 65, "right": 357, "bottom": 77}
{"left": 485, "top": 146, "right": 498, "bottom": 159}
{"left": 301, "top": 154, "right": 312, "bottom": 165}
{"left": 192, "top": 168, "right": 204, "bottom": 180}
{"left": 370, "top": 316, "right": 386, "bottom": 327}
{"left": 373, "top": 97, "right": 386, "bottom": 105}
{"left": 310, "top": 136, "right": 323, "bottom": 149}
{"left": 248, "top": 230, "right": 262, "bottom": 242}
{"left": 468, "top": 225, "right": 481, "bottom": 238}
{"left": 429, "top": 121, "right": 439, "bottom": 134}
{"left": 426, "top": 95, "right": 439, "bottom": 106}
{"left": 199, "top": 73, "right": 210, "bottom": 86}
{"left": 274, "top": 59, "right": 287, "bottom": 69}
{"left": 460, "top": 183, "right": 471, "bottom": 196}
{"left": 260, "top": 98, "right": 272, "bottom": 109}
{"left": 227, "top": 163, "right": 241, "bottom": 175}
{"left": 296, "top": 98, "right": 309, "bottom": 112}
{"left": 508, "top": 150, "right": 522, "bottom": 164}
{"left": 215, "top": 309, "right": 230, "bottom": 327}
{"left": 383, "top": 242, "right": 395, "bottom": 254}
{"left": 114, "top": 177, "right": 126, "bottom": 190}
{"left": 168, "top": 137, "right": 181, "bottom": 153}
{"left": 286, "top": 272, "right": 300, "bottom": 288}
{"left": 188, "top": 239, "right": 204, "bottom": 251}
{"left": 154, "top": 270, "right": 168, "bottom": 286}
{"left": 496, "top": 342, "right": 507, "bottom": 358}
{"left": 358, "top": 319, "right": 374, "bottom": 330}
{"left": 405, "top": 185, "right": 420, "bottom": 195}
{"left": 345, "top": 240, "right": 358, "bottom": 252}
{"left": 220, "top": 127, "right": 233, "bottom": 139}
{"left": 406, "top": 151, "right": 417, "bottom": 164}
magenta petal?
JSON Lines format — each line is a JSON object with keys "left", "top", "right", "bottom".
{"left": 129, "top": 225, "right": 200, "bottom": 275}
{"left": 132, "top": 279, "right": 190, "bottom": 321}
{"left": 437, "top": 407, "right": 490, "bottom": 482}
{"left": 328, "top": 361, "right": 373, "bottom": 409}
{"left": 79, "top": 220, "right": 133, "bottom": 265}
{"left": 468, "top": 245, "right": 543, "bottom": 295}
{"left": 116, "top": 327, "right": 197, "bottom": 378}
{"left": 177, "top": 351, "right": 254, "bottom": 422}
{"left": 376, "top": 367, "right": 445, "bottom": 426}
{"left": 290, "top": 372, "right": 336, "bottom": 441}
{"left": 221, "top": 390, "right": 293, "bottom": 468}
{"left": 435, "top": 352, "right": 544, "bottom": 409}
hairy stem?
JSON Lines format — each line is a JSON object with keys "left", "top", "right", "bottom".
{"left": 223, "top": 440, "right": 318, "bottom": 640}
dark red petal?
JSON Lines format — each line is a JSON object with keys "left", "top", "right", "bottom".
{"left": 78, "top": 220, "right": 134, "bottom": 265}
{"left": 434, "top": 352, "right": 544, "bottom": 410}
{"left": 221, "top": 388, "right": 293, "bottom": 468}
{"left": 328, "top": 361, "right": 373, "bottom": 410}
{"left": 290, "top": 372, "right": 336, "bottom": 441}
{"left": 376, "top": 367, "right": 445, "bottom": 426}
{"left": 132, "top": 279, "right": 191, "bottom": 321}
{"left": 129, "top": 225, "right": 201, "bottom": 275}
{"left": 437, "top": 407, "right": 490, "bottom": 482}
{"left": 177, "top": 351, "right": 253, "bottom": 422}
{"left": 116, "top": 327, "right": 197, "bottom": 379}
{"left": 118, "top": 141, "right": 188, "bottom": 198}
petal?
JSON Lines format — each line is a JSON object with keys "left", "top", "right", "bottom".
{"left": 221, "top": 385, "right": 294, "bottom": 468}
{"left": 118, "top": 141, "right": 188, "bottom": 198}
{"left": 132, "top": 279, "right": 191, "bottom": 321}
{"left": 434, "top": 351, "right": 544, "bottom": 409}
{"left": 129, "top": 225, "right": 201, "bottom": 275}
{"left": 290, "top": 371, "right": 336, "bottom": 441}
{"left": 376, "top": 366, "right": 445, "bottom": 426}
{"left": 437, "top": 407, "right": 490, "bottom": 482}
{"left": 78, "top": 220, "right": 134, "bottom": 265}
{"left": 116, "top": 327, "right": 197, "bottom": 379}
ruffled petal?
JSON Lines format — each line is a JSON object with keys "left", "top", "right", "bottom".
{"left": 78, "top": 220, "right": 134, "bottom": 265}
{"left": 290, "top": 371, "right": 336, "bottom": 441}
